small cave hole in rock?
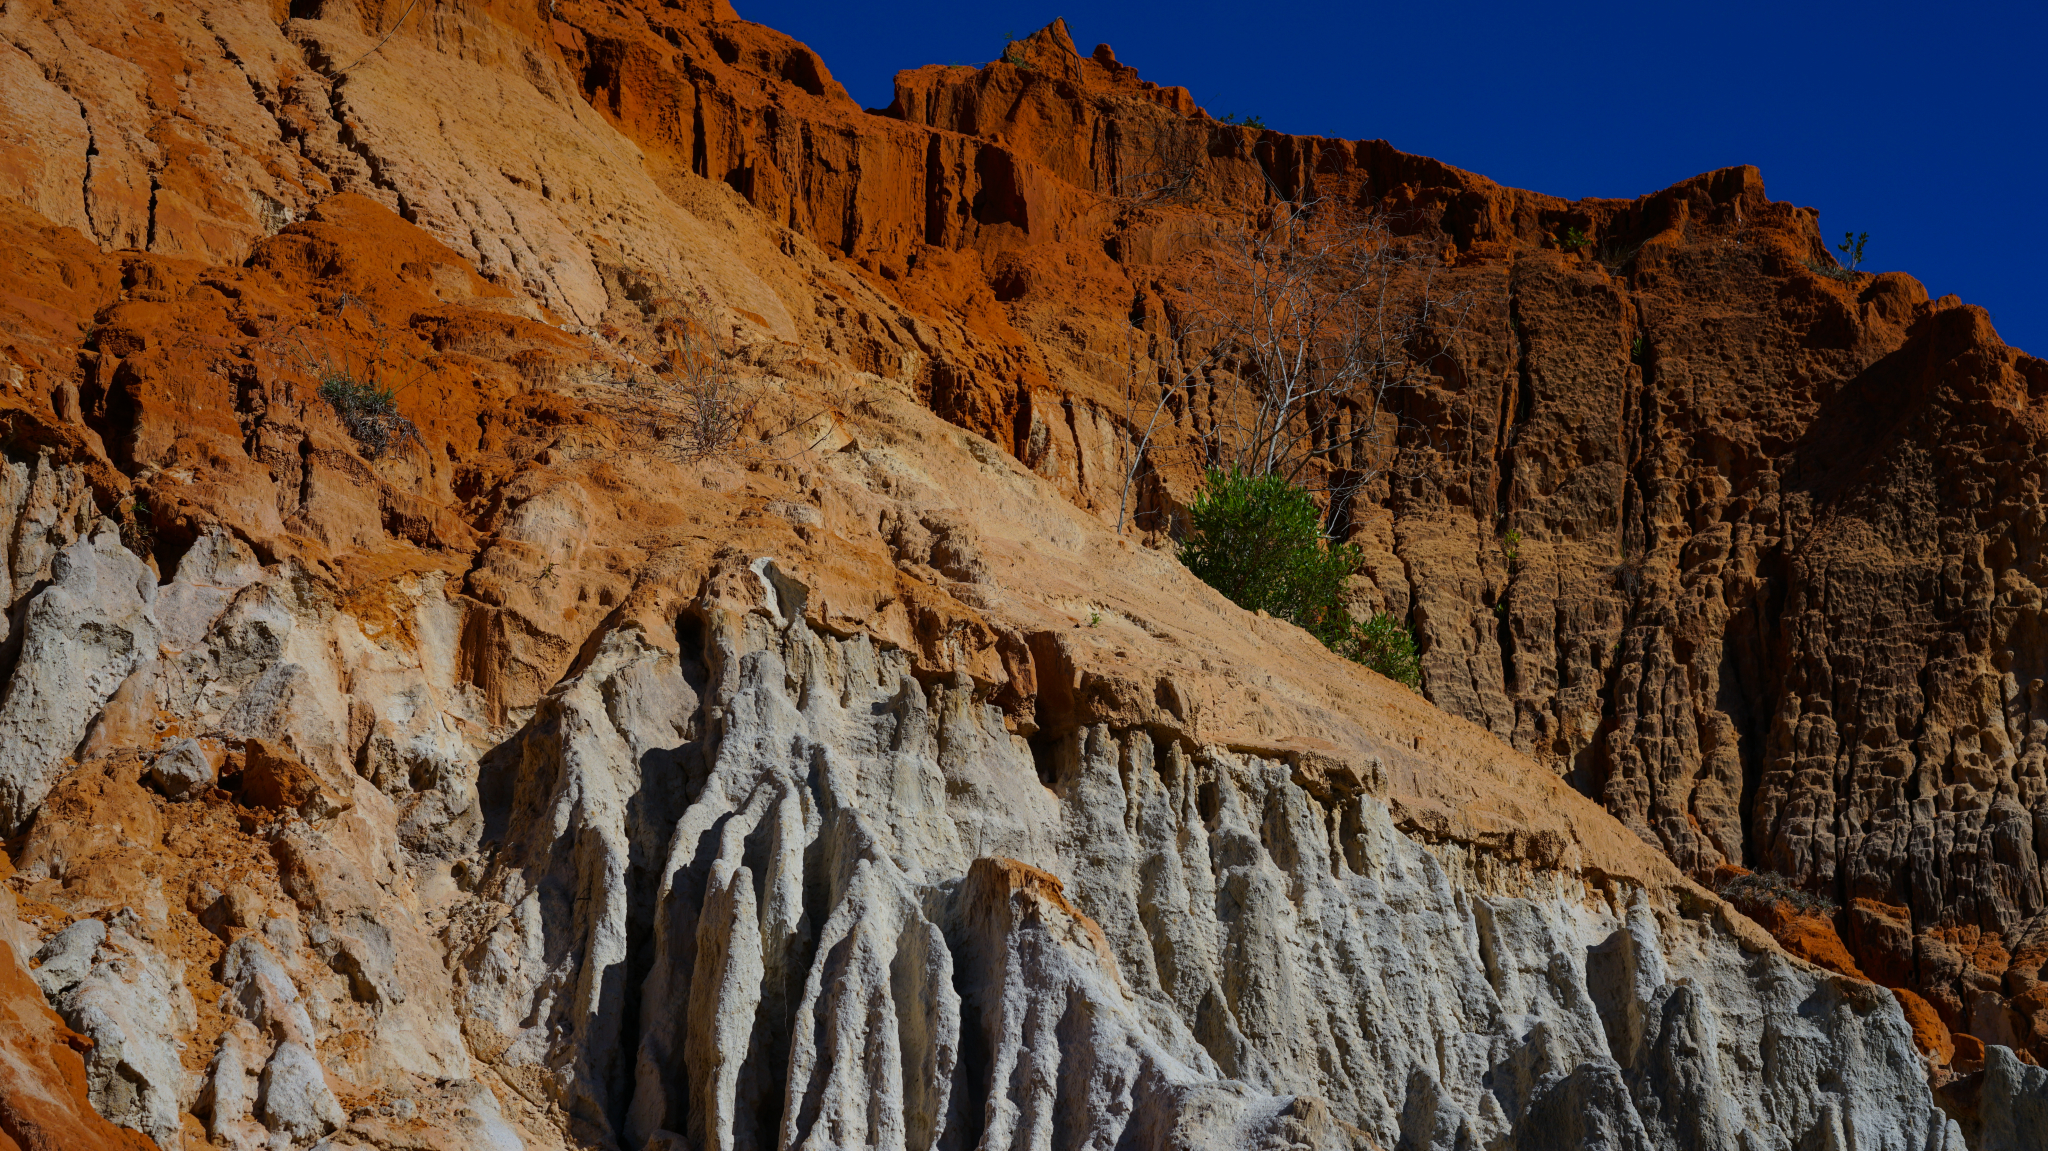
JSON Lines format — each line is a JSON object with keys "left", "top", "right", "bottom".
{"left": 676, "top": 610, "right": 710, "bottom": 693}
{"left": 1027, "top": 727, "right": 1061, "bottom": 790}
{"left": 1147, "top": 729, "right": 1174, "bottom": 784}
{"left": 779, "top": 50, "right": 826, "bottom": 97}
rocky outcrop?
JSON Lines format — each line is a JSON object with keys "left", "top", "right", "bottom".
{"left": 0, "top": 885, "right": 153, "bottom": 1151}
{"left": 0, "top": 520, "right": 158, "bottom": 834}
{"left": 35, "top": 913, "right": 195, "bottom": 1151}
{"left": 578, "top": 12, "right": 2048, "bottom": 1075}
{"left": 471, "top": 567, "right": 1962, "bottom": 1150}
{"left": 0, "top": 0, "right": 2041, "bottom": 1148}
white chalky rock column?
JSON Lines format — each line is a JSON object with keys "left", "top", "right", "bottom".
{"left": 0, "top": 519, "right": 158, "bottom": 832}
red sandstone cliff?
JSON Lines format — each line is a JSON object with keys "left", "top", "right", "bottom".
{"left": 0, "top": 1, "right": 2043, "bottom": 1146}
{"left": 545, "top": 10, "right": 2048, "bottom": 1064}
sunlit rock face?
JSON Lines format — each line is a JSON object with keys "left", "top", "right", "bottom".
{"left": 0, "top": 1, "right": 2043, "bottom": 1148}
{"left": 467, "top": 576, "right": 1965, "bottom": 1151}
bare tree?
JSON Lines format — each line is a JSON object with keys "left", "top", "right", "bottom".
{"left": 1116, "top": 196, "right": 1472, "bottom": 533}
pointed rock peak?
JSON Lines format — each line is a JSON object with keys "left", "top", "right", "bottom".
{"left": 1028, "top": 18, "right": 1079, "bottom": 56}
{"left": 1004, "top": 19, "right": 1084, "bottom": 78}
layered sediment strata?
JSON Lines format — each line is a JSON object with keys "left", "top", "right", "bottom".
{"left": 0, "top": 1, "right": 2042, "bottom": 1148}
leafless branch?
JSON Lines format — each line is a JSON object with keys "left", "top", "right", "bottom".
{"left": 1114, "top": 194, "right": 1473, "bottom": 534}
{"left": 617, "top": 293, "right": 761, "bottom": 464}
{"left": 333, "top": 0, "right": 422, "bottom": 77}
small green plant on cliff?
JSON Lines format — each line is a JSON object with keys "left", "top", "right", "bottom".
{"left": 999, "top": 32, "right": 1033, "bottom": 69}
{"left": 119, "top": 493, "right": 154, "bottom": 562}
{"left": 277, "top": 294, "right": 425, "bottom": 461}
{"left": 1348, "top": 611, "right": 1423, "bottom": 689}
{"left": 1807, "top": 230, "right": 1870, "bottom": 281}
{"left": 318, "top": 372, "right": 420, "bottom": 460}
{"left": 1836, "top": 230, "right": 1870, "bottom": 271}
{"left": 1219, "top": 112, "right": 1267, "bottom": 130}
{"left": 1559, "top": 226, "right": 1591, "bottom": 251}
{"left": 1178, "top": 469, "right": 1422, "bottom": 688}
{"left": 1502, "top": 527, "right": 1523, "bottom": 570}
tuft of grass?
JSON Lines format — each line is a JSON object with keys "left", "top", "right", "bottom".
{"left": 319, "top": 373, "right": 420, "bottom": 459}
{"left": 1597, "top": 238, "right": 1641, "bottom": 273}
{"left": 999, "top": 34, "right": 1034, "bottom": 70}
{"left": 1219, "top": 112, "right": 1268, "bottom": 130}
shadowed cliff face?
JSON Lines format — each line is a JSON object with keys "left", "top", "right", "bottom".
{"left": 0, "top": 1, "right": 2044, "bottom": 1148}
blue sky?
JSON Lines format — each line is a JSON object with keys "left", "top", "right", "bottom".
{"left": 736, "top": 0, "right": 2045, "bottom": 356}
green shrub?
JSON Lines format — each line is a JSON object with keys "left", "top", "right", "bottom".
{"left": 1179, "top": 470, "right": 1353, "bottom": 635}
{"left": 1178, "top": 469, "right": 1421, "bottom": 688}
{"left": 319, "top": 374, "right": 419, "bottom": 459}
{"left": 1349, "top": 611, "right": 1422, "bottom": 689}
{"left": 1835, "top": 230, "right": 1869, "bottom": 271}
{"left": 1560, "top": 226, "right": 1591, "bottom": 250}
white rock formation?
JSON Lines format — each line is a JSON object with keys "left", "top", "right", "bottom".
{"left": 440, "top": 564, "right": 1979, "bottom": 1151}
{"left": 0, "top": 517, "right": 158, "bottom": 832}
{"left": 0, "top": 449, "right": 99, "bottom": 649}
{"left": 1980, "top": 1046, "right": 2048, "bottom": 1151}
{"left": 199, "top": 1019, "right": 272, "bottom": 1151}
{"left": 147, "top": 737, "right": 217, "bottom": 799}
{"left": 28, "top": 915, "right": 105, "bottom": 997}
{"left": 44, "top": 914, "right": 197, "bottom": 1151}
